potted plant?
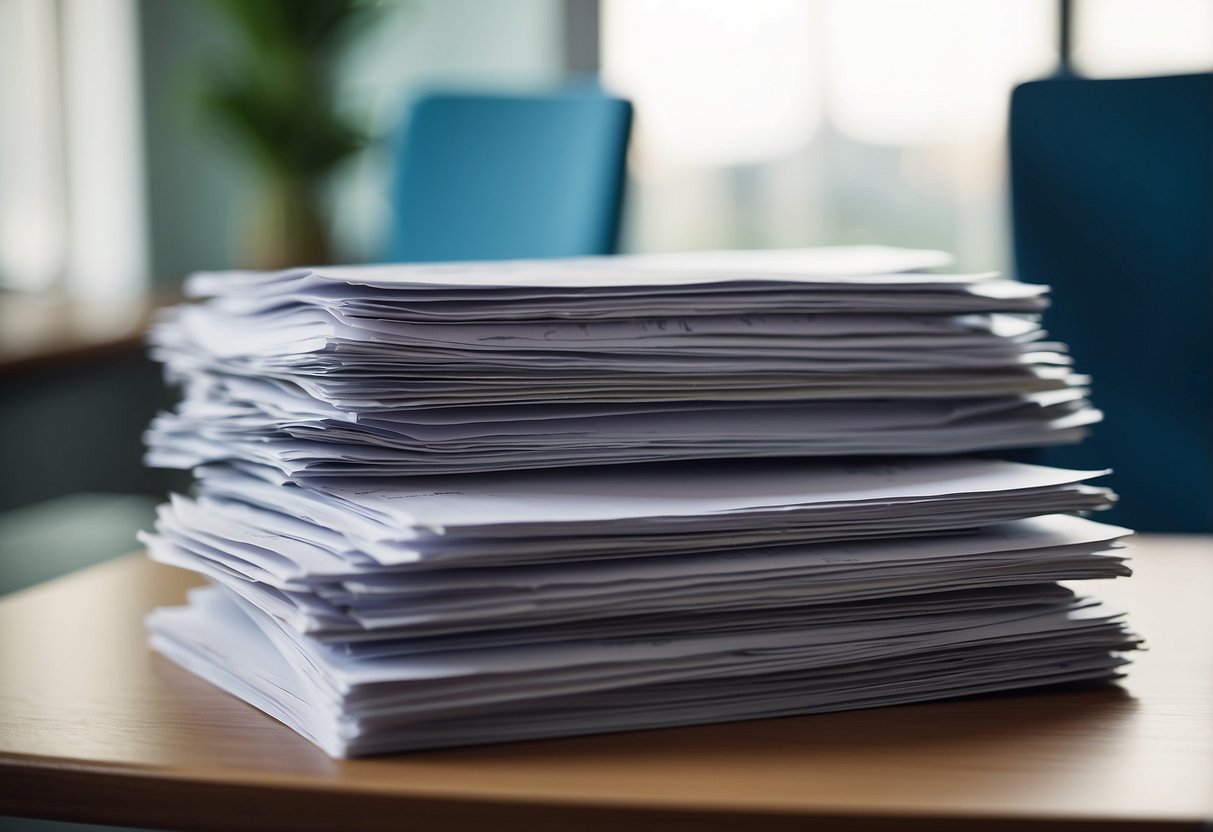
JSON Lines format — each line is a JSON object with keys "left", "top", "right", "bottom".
{"left": 195, "top": 0, "right": 377, "bottom": 268}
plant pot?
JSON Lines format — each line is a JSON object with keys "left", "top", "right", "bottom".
{"left": 242, "top": 175, "right": 332, "bottom": 270}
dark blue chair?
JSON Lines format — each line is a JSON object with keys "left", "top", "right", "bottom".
{"left": 1009, "top": 73, "right": 1213, "bottom": 531}
{"left": 384, "top": 89, "right": 632, "bottom": 263}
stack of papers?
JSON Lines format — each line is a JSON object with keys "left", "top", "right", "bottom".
{"left": 143, "top": 459, "right": 1135, "bottom": 757}
{"left": 142, "top": 247, "right": 1138, "bottom": 757}
{"left": 144, "top": 247, "right": 1096, "bottom": 477}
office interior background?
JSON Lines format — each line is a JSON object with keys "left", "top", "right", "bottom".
{"left": 0, "top": 0, "right": 1210, "bottom": 590}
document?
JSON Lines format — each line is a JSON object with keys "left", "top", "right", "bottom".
{"left": 144, "top": 246, "right": 1087, "bottom": 478}
{"left": 148, "top": 584, "right": 1135, "bottom": 756}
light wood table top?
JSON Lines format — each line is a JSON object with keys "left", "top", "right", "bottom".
{"left": 0, "top": 290, "right": 179, "bottom": 378}
{"left": 1, "top": 536, "right": 1210, "bottom": 832}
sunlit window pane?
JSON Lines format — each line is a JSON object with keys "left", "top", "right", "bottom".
{"left": 0, "top": 0, "right": 147, "bottom": 297}
{"left": 0, "top": 0, "right": 67, "bottom": 291}
{"left": 825, "top": 0, "right": 1055, "bottom": 146}
{"left": 603, "top": 0, "right": 822, "bottom": 168}
{"left": 62, "top": 0, "right": 148, "bottom": 299}
{"left": 1075, "top": 0, "right": 1213, "bottom": 78}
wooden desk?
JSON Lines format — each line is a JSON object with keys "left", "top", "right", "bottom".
{"left": 0, "top": 292, "right": 171, "bottom": 378}
{"left": 1, "top": 537, "right": 1210, "bottom": 832}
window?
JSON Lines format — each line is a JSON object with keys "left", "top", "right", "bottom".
{"left": 602, "top": 0, "right": 1210, "bottom": 272}
{"left": 0, "top": 0, "right": 147, "bottom": 298}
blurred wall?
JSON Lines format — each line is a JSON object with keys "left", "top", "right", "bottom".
{"left": 138, "top": 0, "right": 255, "bottom": 282}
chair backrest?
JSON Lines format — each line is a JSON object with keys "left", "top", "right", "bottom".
{"left": 1009, "top": 73, "right": 1213, "bottom": 531}
{"left": 384, "top": 89, "right": 632, "bottom": 263}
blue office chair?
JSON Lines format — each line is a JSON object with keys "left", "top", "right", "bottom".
{"left": 1009, "top": 73, "right": 1213, "bottom": 531}
{"left": 384, "top": 89, "right": 633, "bottom": 262}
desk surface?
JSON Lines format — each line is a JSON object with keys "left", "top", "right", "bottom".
{"left": 1, "top": 537, "right": 1210, "bottom": 832}
{"left": 0, "top": 291, "right": 175, "bottom": 378}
